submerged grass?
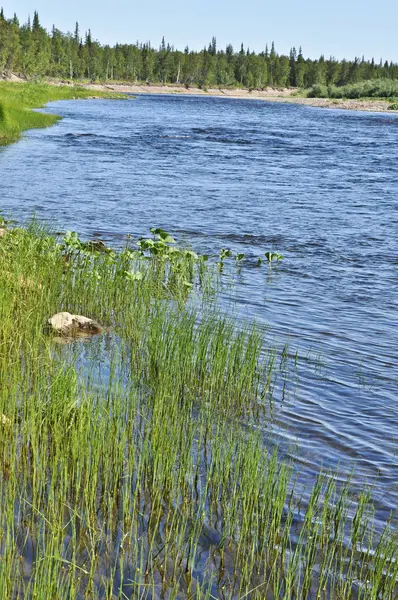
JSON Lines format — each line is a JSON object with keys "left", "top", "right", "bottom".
{"left": 0, "top": 81, "right": 124, "bottom": 145}
{"left": 0, "top": 224, "right": 397, "bottom": 599}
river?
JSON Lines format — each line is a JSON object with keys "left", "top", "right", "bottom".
{"left": 1, "top": 94, "right": 397, "bottom": 528}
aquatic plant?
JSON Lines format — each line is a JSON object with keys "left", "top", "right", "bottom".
{"left": 258, "top": 251, "right": 284, "bottom": 268}
{"left": 265, "top": 250, "right": 283, "bottom": 263}
{"left": 0, "top": 224, "right": 396, "bottom": 598}
{"left": 219, "top": 247, "right": 233, "bottom": 260}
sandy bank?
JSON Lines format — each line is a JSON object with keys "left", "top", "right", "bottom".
{"left": 86, "top": 82, "right": 398, "bottom": 113}
{"left": 273, "top": 96, "right": 398, "bottom": 113}
{"left": 86, "top": 82, "right": 297, "bottom": 100}
{"left": 2, "top": 73, "right": 397, "bottom": 113}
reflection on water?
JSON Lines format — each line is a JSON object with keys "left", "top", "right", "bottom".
{"left": 1, "top": 94, "right": 397, "bottom": 528}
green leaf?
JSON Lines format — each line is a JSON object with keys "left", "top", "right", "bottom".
{"left": 137, "top": 238, "right": 155, "bottom": 250}
{"left": 150, "top": 227, "right": 164, "bottom": 236}
{"left": 220, "top": 248, "right": 233, "bottom": 260}
{"left": 264, "top": 251, "right": 283, "bottom": 263}
{"left": 160, "top": 233, "right": 176, "bottom": 244}
{"left": 150, "top": 228, "right": 175, "bottom": 243}
{"left": 126, "top": 270, "right": 143, "bottom": 281}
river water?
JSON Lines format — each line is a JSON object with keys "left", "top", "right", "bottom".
{"left": 1, "top": 95, "right": 397, "bottom": 527}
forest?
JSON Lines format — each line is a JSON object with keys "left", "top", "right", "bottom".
{"left": 1, "top": 8, "right": 398, "bottom": 89}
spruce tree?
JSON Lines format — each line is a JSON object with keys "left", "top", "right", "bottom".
{"left": 289, "top": 47, "right": 297, "bottom": 86}
{"left": 1, "top": 9, "right": 397, "bottom": 88}
{"left": 74, "top": 22, "right": 80, "bottom": 44}
{"left": 32, "top": 11, "right": 40, "bottom": 32}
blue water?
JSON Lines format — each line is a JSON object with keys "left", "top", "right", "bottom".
{"left": 1, "top": 94, "right": 397, "bottom": 527}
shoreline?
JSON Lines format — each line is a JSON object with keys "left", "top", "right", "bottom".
{"left": 0, "top": 81, "right": 124, "bottom": 146}
{"left": 1, "top": 224, "right": 398, "bottom": 597}
{"left": 86, "top": 81, "right": 398, "bottom": 113}
{"left": 2, "top": 75, "right": 397, "bottom": 114}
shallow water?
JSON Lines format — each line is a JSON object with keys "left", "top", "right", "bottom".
{"left": 1, "top": 94, "right": 397, "bottom": 528}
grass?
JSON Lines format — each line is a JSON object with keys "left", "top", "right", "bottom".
{"left": 304, "top": 79, "right": 398, "bottom": 100}
{"left": 0, "top": 223, "right": 396, "bottom": 598}
{"left": 0, "top": 81, "right": 125, "bottom": 145}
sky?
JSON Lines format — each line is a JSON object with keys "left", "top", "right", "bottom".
{"left": 2, "top": 0, "right": 398, "bottom": 62}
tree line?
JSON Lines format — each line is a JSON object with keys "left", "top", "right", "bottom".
{"left": 1, "top": 8, "right": 398, "bottom": 88}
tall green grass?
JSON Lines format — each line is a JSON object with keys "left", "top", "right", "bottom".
{"left": 0, "top": 81, "right": 123, "bottom": 145}
{"left": 0, "top": 225, "right": 397, "bottom": 598}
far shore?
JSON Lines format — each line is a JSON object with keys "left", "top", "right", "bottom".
{"left": 1, "top": 74, "right": 397, "bottom": 113}
{"left": 85, "top": 81, "right": 398, "bottom": 113}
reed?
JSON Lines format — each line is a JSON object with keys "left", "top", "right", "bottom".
{"left": 0, "top": 224, "right": 396, "bottom": 598}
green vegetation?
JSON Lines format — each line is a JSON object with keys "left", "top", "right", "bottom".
{"left": 0, "top": 81, "right": 124, "bottom": 145}
{"left": 263, "top": 251, "right": 284, "bottom": 267}
{"left": 0, "top": 223, "right": 397, "bottom": 598}
{"left": 305, "top": 79, "right": 398, "bottom": 100}
{"left": 1, "top": 8, "right": 398, "bottom": 89}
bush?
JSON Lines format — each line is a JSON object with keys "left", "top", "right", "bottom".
{"left": 306, "top": 83, "right": 328, "bottom": 98}
{"left": 306, "top": 79, "right": 398, "bottom": 99}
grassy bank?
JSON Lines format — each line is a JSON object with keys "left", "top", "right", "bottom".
{"left": 0, "top": 81, "right": 124, "bottom": 145}
{"left": 0, "top": 223, "right": 397, "bottom": 598}
{"left": 304, "top": 79, "right": 398, "bottom": 105}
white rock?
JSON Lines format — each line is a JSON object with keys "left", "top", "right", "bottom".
{"left": 48, "top": 312, "right": 103, "bottom": 336}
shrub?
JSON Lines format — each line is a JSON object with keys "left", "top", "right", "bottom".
{"left": 306, "top": 79, "right": 398, "bottom": 99}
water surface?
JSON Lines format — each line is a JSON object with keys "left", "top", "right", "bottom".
{"left": 1, "top": 95, "right": 397, "bottom": 526}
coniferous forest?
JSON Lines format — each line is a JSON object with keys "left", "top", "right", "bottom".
{"left": 1, "top": 8, "right": 398, "bottom": 89}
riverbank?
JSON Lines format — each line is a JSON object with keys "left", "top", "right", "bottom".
{"left": 0, "top": 81, "right": 124, "bottom": 145}
{"left": 86, "top": 81, "right": 398, "bottom": 112}
{"left": 275, "top": 95, "right": 398, "bottom": 112}
{"left": 1, "top": 76, "right": 397, "bottom": 117}
{"left": 0, "top": 222, "right": 397, "bottom": 597}
{"left": 87, "top": 80, "right": 297, "bottom": 100}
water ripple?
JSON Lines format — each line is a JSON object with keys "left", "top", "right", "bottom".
{"left": 0, "top": 94, "right": 397, "bottom": 527}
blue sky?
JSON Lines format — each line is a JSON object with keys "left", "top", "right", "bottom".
{"left": 2, "top": 0, "right": 397, "bottom": 62}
